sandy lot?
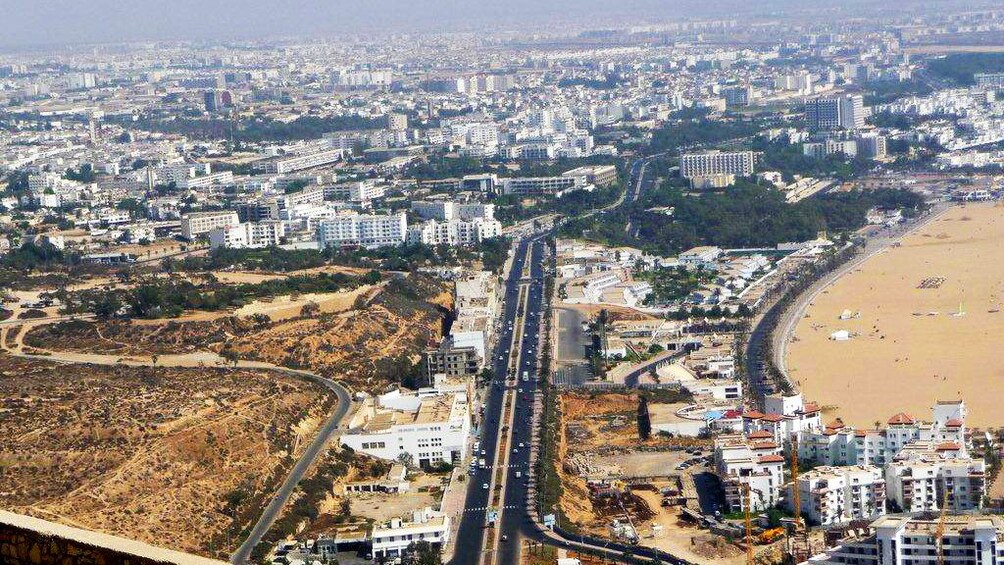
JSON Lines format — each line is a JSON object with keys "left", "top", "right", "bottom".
{"left": 787, "top": 203, "right": 1004, "bottom": 428}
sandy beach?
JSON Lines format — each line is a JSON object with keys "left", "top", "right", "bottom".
{"left": 787, "top": 203, "right": 1004, "bottom": 428}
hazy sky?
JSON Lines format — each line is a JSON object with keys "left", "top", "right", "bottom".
{"left": 0, "top": 0, "right": 973, "bottom": 49}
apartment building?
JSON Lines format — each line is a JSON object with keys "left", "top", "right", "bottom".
{"left": 254, "top": 148, "right": 343, "bottom": 174}
{"left": 791, "top": 465, "right": 886, "bottom": 526}
{"left": 804, "top": 515, "right": 1004, "bottom": 565}
{"left": 714, "top": 433, "right": 785, "bottom": 512}
{"left": 177, "top": 170, "right": 234, "bottom": 189}
{"left": 805, "top": 95, "right": 866, "bottom": 131}
{"left": 502, "top": 175, "right": 579, "bottom": 196}
{"left": 885, "top": 448, "right": 986, "bottom": 513}
{"left": 208, "top": 221, "right": 285, "bottom": 250}
{"left": 277, "top": 186, "right": 325, "bottom": 210}
{"left": 324, "top": 180, "right": 387, "bottom": 203}
{"left": 798, "top": 401, "right": 968, "bottom": 468}
{"left": 803, "top": 139, "right": 858, "bottom": 159}
{"left": 410, "top": 200, "right": 496, "bottom": 222}
{"left": 561, "top": 164, "right": 619, "bottom": 187}
{"left": 679, "top": 150, "right": 759, "bottom": 179}
{"left": 316, "top": 212, "right": 407, "bottom": 249}
{"left": 341, "top": 390, "right": 470, "bottom": 466}
{"left": 371, "top": 508, "right": 450, "bottom": 561}
{"left": 180, "top": 211, "right": 239, "bottom": 240}
{"left": 406, "top": 217, "right": 502, "bottom": 246}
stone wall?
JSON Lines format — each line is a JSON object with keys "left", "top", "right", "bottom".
{"left": 0, "top": 510, "right": 228, "bottom": 565}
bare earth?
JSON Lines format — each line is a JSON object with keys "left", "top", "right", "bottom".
{"left": 787, "top": 203, "right": 1004, "bottom": 428}
{"left": 0, "top": 356, "right": 331, "bottom": 557}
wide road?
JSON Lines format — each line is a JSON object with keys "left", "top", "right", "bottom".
{"left": 231, "top": 369, "right": 353, "bottom": 564}
{"left": 451, "top": 235, "right": 540, "bottom": 564}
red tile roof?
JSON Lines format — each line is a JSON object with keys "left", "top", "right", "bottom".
{"left": 743, "top": 410, "right": 766, "bottom": 420}
{"left": 936, "top": 442, "right": 962, "bottom": 451}
{"left": 758, "top": 454, "right": 785, "bottom": 464}
{"left": 748, "top": 430, "right": 773, "bottom": 439}
{"left": 945, "top": 418, "right": 963, "bottom": 428}
{"left": 888, "top": 412, "right": 915, "bottom": 425}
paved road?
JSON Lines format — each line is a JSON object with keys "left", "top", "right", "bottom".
{"left": 451, "top": 235, "right": 541, "bottom": 564}
{"left": 231, "top": 369, "right": 352, "bottom": 564}
{"left": 744, "top": 203, "right": 952, "bottom": 401}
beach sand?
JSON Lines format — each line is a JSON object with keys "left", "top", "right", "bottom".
{"left": 787, "top": 203, "right": 1004, "bottom": 428}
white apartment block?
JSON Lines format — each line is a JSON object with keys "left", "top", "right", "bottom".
{"left": 803, "top": 139, "right": 858, "bottom": 159}
{"left": 316, "top": 212, "right": 407, "bottom": 249}
{"left": 502, "top": 175, "right": 580, "bottom": 196}
{"left": 406, "top": 218, "right": 502, "bottom": 246}
{"left": 371, "top": 507, "right": 450, "bottom": 560}
{"left": 714, "top": 433, "right": 785, "bottom": 512}
{"left": 180, "top": 211, "right": 239, "bottom": 240}
{"left": 561, "top": 164, "right": 619, "bottom": 187}
{"left": 791, "top": 466, "right": 886, "bottom": 526}
{"left": 798, "top": 401, "right": 968, "bottom": 468}
{"left": 177, "top": 170, "right": 234, "bottom": 189}
{"left": 805, "top": 95, "right": 866, "bottom": 131}
{"left": 885, "top": 450, "right": 986, "bottom": 513}
{"left": 411, "top": 200, "right": 496, "bottom": 222}
{"left": 254, "top": 148, "right": 343, "bottom": 174}
{"left": 742, "top": 393, "right": 822, "bottom": 445}
{"left": 341, "top": 390, "right": 470, "bottom": 467}
{"left": 679, "top": 150, "right": 759, "bottom": 179}
{"left": 324, "top": 180, "right": 386, "bottom": 203}
{"left": 805, "top": 515, "right": 1004, "bottom": 565}
{"left": 208, "top": 221, "right": 284, "bottom": 250}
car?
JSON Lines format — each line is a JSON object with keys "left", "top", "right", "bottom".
{"left": 501, "top": 534, "right": 508, "bottom": 542}
{"left": 482, "top": 483, "right": 489, "bottom": 490}
{"left": 518, "top": 442, "right": 524, "bottom": 448}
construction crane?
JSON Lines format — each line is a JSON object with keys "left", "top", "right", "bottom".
{"left": 936, "top": 488, "right": 949, "bottom": 565}
{"left": 789, "top": 436, "right": 809, "bottom": 563}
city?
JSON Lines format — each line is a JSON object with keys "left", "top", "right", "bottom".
{"left": 3, "top": 2, "right": 1004, "bottom": 565}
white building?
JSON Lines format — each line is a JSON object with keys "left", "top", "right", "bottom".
{"left": 798, "top": 401, "right": 969, "bottom": 468}
{"left": 410, "top": 201, "right": 496, "bottom": 222}
{"left": 370, "top": 507, "right": 450, "bottom": 561}
{"left": 316, "top": 212, "right": 407, "bottom": 249}
{"left": 804, "top": 515, "right": 1004, "bottom": 565}
{"left": 208, "top": 221, "right": 285, "bottom": 249}
{"left": 791, "top": 466, "right": 886, "bottom": 526}
{"left": 406, "top": 218, "right": 502, "bottom": 246}
{"left": 680, "top": 151, "right": 759, "bottom": 179}
{"left": 180, "top": 211, "right": 240, "bottom": 240}
{"left": 254, "top": 148, "right": 343, "bottom": 174}
{"left": 341, "top": 391, "right": 470, "bottom": 467}
{"left": 714, "top": 433, "right": 785, "bottom": 512}
{"left": 885, "top": 449, "right": 986, "bottom": 513}
{"left": 805, "top": 95, "right": 866, "bottom": 131}
{"left": 502, "top": 175, "right": 580, "bottom": 196}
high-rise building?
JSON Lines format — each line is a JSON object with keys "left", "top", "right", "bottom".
{"left": 203, "top": 89, "right": 234, "bottom": 113}
{"left": 680, "top": 150, "right": 759, "bottom": 179}
{"left": 805, "top": 95, "right": 865, "bottom": 131}
{"left": 386, "top": 113, "right": 408, "bottom": 132}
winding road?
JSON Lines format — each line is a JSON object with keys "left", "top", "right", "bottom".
{"left": 0, "top": 321, "right": 353, "bottom": 565}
